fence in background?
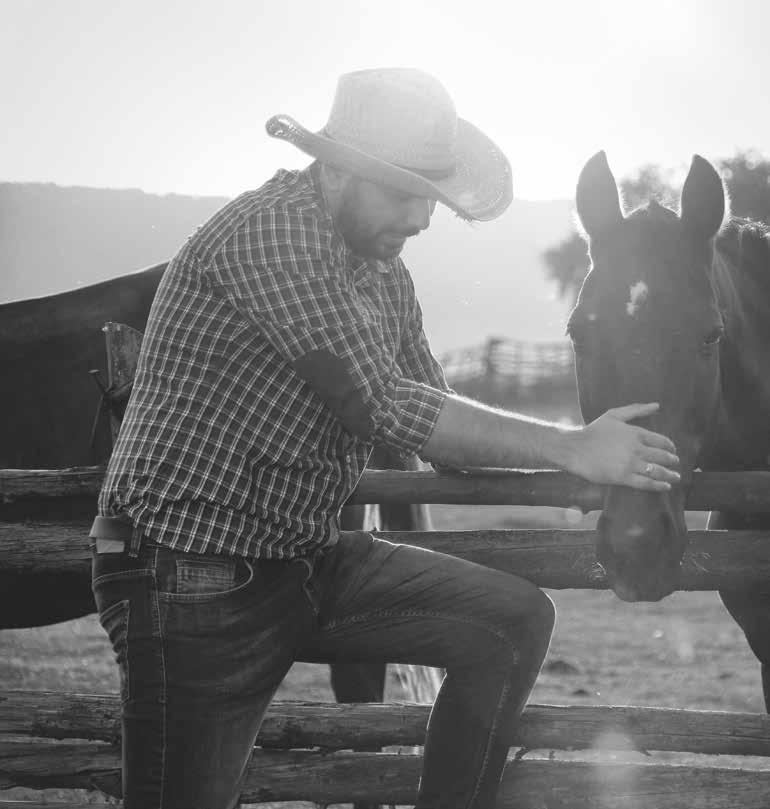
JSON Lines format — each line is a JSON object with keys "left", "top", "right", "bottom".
{"left": 440, "top": 337, "right": 578, "bottom": 415}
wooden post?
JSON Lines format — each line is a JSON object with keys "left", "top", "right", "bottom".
{"left": 102, "top": 320, "right": 143, "bottom": 441}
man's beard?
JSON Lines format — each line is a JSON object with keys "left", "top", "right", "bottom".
{"left": 336, "top": 183, "right": 418, "bottom": 260}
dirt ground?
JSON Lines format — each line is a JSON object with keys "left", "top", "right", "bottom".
{"left": 2, "top": 504, "right": 768, "bottom": 804}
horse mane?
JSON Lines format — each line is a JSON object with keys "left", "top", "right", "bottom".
{"left": 707, "top": 216, "right": 770, "bottom": 364}
{"left": 626, "top": 202, "right": 770, "bottom": 285}
{"left": 717, "top": 218, "right": 770, "bottom": 271}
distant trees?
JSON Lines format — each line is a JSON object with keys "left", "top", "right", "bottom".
{"left": 720, "top": 151, "right": 770, "bottom": 222}
{"left": 542, "top": 150, "right": 770, "bottom": 306}
{"left": 541, "top": 231, "right": 591, "bottom": 305}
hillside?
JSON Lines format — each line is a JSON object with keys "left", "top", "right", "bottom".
{"left": 0, "top": 182, "right": 577, "bottom": 353}
{"left": 0, "top": 183, "right": 228, "bottom": 301}
{"left": 403, "top": 198, "right": 577, "bottom": 352}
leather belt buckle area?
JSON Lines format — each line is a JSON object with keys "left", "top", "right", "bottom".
{"left": 95, "top": 538, "right": 126, "bottom": 554}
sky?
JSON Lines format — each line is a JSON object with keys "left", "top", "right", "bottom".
{"left": 4, "top": 0, "right": 770, "bottom": 202}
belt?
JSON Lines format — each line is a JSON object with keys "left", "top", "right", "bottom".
{"left": 90, "top": 515, "right": 137, "bottom": 554}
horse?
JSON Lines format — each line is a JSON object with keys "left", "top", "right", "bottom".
{"left": 570, "top": 150, "right": 770, "bottom": 709}
{"left": 0, "top": 266, "right": 164, "bottom": 627}
{"left": 0, "top": 264, "right": 442, "bottom": 711}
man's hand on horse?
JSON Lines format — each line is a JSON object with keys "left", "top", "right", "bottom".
{"left": 566, "top": 402, "right": 680, "bottom": 491}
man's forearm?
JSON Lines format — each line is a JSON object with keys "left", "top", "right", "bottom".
{"left": 420, "top": 394, "right": 576, "bottom": 471}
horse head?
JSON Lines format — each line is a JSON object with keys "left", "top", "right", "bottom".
{"left": 571, "top": 151, "right": 726, "bottom": 601}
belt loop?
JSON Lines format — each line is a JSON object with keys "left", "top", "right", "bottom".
{"left": 128, "top": 522, "right": 143, "bottom": 557}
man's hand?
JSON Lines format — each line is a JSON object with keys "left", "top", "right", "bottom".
{"left": 564, "top": 403, "right": 680, "bottom": 491}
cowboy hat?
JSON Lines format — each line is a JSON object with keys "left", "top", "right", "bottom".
{"left": 265, "top": 68, "right": 512, "bottom": 221}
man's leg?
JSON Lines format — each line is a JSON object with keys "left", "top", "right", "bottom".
{"left": 299, "top": 532, "right": 555, "bottom": 809}
{"left": 92, "top": 542, "right": 315, "bottom": 809}
{"left": 333, "top": 502, "right": 388, "bottom": 706}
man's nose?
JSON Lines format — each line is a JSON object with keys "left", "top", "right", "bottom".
{"left": 402, "top": 197, "right": 434, "bottom": 232}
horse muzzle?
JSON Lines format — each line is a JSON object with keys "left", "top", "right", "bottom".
{"left": 596, "top": 487, "right": 688, "bottom": 602}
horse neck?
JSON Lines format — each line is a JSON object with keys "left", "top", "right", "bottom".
{"left": 707, "top": 225, "right": 770, "bottom": 470}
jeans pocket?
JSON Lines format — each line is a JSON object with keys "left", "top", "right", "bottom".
{"left": 98, "top": 598, "right": 130, "bottom": 703}
{"left": 161, "top": 556, "right": 254, "bottom": 602}
{"left": 176, "top": 558, "right": 237, "bottom": 594}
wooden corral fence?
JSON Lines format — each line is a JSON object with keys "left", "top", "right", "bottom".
{"left": 2, "top": 466, "right": 770, "bottom": 807}
{"left": 440, "top": 337, "right": 578, "bottom": 414}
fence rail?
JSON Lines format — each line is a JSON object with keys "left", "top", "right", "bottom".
{"left": 5, "top": 466, "right": 770, "bottom": 511}
{"left": 2, "top": 736, "right": 770, "bottom": 807}
{"left": 3, "top": 690, "right": 769, "bottom": 757}
{"left": 3, "top": 522, "right": 770, "bottom": 591}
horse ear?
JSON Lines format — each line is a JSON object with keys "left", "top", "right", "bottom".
{"left": 576, "top": 151, "right": 623, "bottom": 239}
{"left": 680, "top": 155, "right": 725, "bottom": 239}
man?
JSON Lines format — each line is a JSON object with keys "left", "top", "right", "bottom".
{"left": 92, "top": 68, "right": 680, "bottom": 808}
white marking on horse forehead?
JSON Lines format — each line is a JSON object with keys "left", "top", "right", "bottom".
{"left": 626, "top": 281, "right": 649, "bottom": 317}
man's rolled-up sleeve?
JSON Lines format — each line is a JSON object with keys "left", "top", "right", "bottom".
{"left": 205, "top": 237, "right": 446, "bottom": 457}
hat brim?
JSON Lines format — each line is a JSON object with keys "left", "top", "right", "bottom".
{"left": 265, "top": 114, "right": 512, "bottom": 222}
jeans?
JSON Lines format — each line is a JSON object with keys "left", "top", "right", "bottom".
{"left": 92, "top": 531, "right": 555, "bottom": 809}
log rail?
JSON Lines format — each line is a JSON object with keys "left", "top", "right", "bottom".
{"left": 2, "top": 690, "right": 770, "bottom": 757}
{"left": 4, "top": 466, "right": 770, "bottom": 511}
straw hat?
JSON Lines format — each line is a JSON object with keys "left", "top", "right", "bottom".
{"left": 265, "top": 68, "right": 512, "bottom": 221}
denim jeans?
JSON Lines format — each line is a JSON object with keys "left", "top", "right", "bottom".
{"left": 92, "top": 531, "right": 555, "bottom": 809}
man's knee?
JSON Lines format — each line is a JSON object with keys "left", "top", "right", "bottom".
{"left": 503, "top": 583, "right": 555, "bottom": 634}
{"left": 493, "top": 585, "right": 555, "bottom": 662}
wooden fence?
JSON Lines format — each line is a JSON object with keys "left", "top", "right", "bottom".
{"left": 439, "top": 337, "right": 578, "bottom": 414}
{"left": 2, "top": 467, "right": 770, "bottom": 807}
{"left": 440, "top": 338, "right": 575, "bottom": 388}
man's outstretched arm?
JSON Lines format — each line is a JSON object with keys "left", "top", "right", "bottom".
{"left": 420, "top": 396, "right": 680, "bottom": 492}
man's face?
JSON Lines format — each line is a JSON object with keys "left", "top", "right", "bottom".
{"left": 336, "top": 176, "right": 437, "bottom": 260}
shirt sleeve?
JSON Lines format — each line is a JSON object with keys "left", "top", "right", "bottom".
{"left": 202, "top": 214, "right": 447, "bottom": 457}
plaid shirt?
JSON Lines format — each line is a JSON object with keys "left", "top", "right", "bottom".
{"left": 99, "top": 165, "right": 449, "bottom": 560}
